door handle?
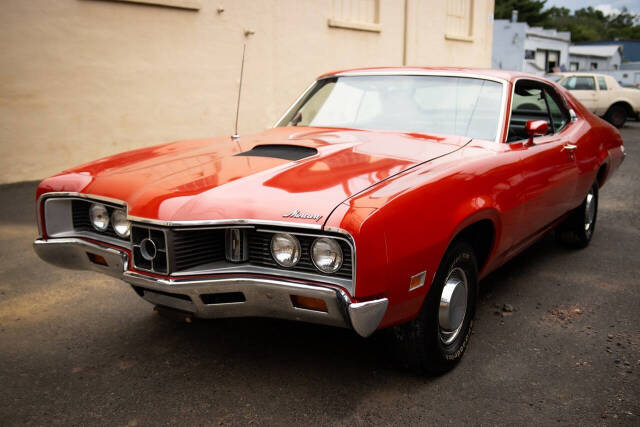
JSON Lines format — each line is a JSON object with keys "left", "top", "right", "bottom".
{"left": 562, "top": 143, "right": 577, "bottom": 152}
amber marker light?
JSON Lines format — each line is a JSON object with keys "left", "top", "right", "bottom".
{"left": 290, "top": 295, "right": 328, "bottom": 312}
{"left": 87, "top": 252, "right": 108, "bottom": 266}
{"left": 409, "top": 271, "right": 426, "bottom": 291}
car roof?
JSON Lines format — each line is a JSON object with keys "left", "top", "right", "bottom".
{"left": 317, "top": 67, "right": 537, "bottom": 83}
{"left": 549, "top": 71, "right": 611, "bottom": 77}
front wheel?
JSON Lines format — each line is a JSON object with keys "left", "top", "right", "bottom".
{"left": 557, "top": 181, "right": 598, "bottom": 249}
{"left": 393, "top": 241, "right": 478, "bottom": 375}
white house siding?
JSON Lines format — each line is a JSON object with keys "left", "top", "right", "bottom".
{"left": 568, "top": 46, "right": 623, "bottom": 71}
{"left": 492, "top": 19, "right": 570, "bottom": 75}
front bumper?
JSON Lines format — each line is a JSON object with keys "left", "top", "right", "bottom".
{"left": 33, "top": 238, "right": 387, "bottom": 337}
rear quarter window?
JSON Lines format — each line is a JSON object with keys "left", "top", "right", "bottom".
{"left": 597, "top": 76, "right": 608, "bottom": 90}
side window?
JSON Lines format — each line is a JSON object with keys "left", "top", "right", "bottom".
{"left": 507, "top": 82, "right": 552, "bottom": 142}
{"left": 561, "top": 76, "right": 595, "bottom": 90}
{"left": 597, "top": 76, "right": 607, "bottom": 90}
{"left": 544, "top": 88, "right": 570, "bottom": 133}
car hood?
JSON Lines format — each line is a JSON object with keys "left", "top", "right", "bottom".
{"left": 43, "top": 127, "right": 469, "bottom": 225}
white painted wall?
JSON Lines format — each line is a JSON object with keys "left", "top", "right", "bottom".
{"left": 0, "top": 0, "right": 497, "bottom": 184}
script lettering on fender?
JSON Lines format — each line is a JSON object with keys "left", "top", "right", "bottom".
{"left": 282, "top": 209, "right": 323, "bottom": 222}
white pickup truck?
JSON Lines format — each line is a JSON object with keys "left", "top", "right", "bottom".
{"left": 547, "top": 72, "right": 640, "bottom": 127}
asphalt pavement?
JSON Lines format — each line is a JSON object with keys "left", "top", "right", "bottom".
{"left": 0, "top": 124, "right": 638, "bottom": 426}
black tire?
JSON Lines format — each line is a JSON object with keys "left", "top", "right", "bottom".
{"left": 605, "top": 104, "right": 627, "bottom": 128}
{"left": 557, "top": 181, "right": 598, "bottom": 249}
{"left": 393, "top": 241, "right": 478, "bottom": 375}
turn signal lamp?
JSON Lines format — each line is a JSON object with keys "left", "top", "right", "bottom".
{"left": 290, "top": 295, "right": 328, "bottom": 313}
{"left": 409, "top": 271, "right": 426, "bottom": 291}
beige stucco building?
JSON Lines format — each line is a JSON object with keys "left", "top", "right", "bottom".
{"left": 0, "top": 0, "right": 494, "bottom": 184}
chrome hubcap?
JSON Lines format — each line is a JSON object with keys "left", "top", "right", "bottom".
{"left": 585, "top": 189, "right": 596, "bottom": 233}
{"left": 439, "top": 267, "right": 468, "bottom": 345}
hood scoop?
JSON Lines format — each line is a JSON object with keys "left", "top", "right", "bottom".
{"left": 235, "top": 144, "right": 318, "bottom": 161}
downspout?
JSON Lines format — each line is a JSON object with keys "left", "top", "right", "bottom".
{"left": 403, "top": 0, "right": 408, "bottom": 65}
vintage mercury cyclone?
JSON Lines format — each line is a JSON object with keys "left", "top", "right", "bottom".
{"left": 34, "top": 68, "right": 625, "bottom": 374}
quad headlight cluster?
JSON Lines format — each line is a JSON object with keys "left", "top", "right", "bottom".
{"left": 89, "top": 203, "right": 131, "bottom": 238}
{"left": 270, "top": 233, "right": 343, "bottom": 273}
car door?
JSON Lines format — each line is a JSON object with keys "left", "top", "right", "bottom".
{"left": 561, "top": 75, "right": 598, "bottom": 113}
{"left": 507, "top": 80, "right": 579, "bottom": 238}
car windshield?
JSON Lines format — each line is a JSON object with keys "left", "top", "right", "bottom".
{"left": 277, "top": 75, "right": 504, "bottom": 141}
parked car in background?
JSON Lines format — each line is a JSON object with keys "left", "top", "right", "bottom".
{"left": 546, "top": 72, "right": 640, "bottom": 127}
{"left": 34, "top": 68, "right": 625, "bottom": 375}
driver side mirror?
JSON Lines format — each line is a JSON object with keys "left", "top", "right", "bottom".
{"left": 525, "top": 120, "right": 549, "bottom": 146}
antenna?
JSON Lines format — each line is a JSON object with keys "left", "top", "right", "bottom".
{"left": 231, "top": 43, "right": 246, "bottom": 140}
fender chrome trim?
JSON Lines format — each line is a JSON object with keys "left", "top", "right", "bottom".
{"left": 33, "top": 238, "right": 128, "bottom": 278}
{"left": 348, "top": 298, "right": 389, "bottom": 337}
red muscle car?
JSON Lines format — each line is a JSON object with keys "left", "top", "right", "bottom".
{"left": 34, "top": 68, "right": 625, "bottom": 374}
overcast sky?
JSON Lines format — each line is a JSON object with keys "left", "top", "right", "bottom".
{"left": 544, "top": 0, "right": 640, "bottom": 15}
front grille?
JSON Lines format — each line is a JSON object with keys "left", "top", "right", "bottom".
{"left": 172, "top": 229, "right": 225, "bottom": 271}
{"left": 131, "top": 225, "right": 169, "bottom": 274}
{"left": 129, "top": 224, "right": 354, "bottom": 281}
{"left": 71, "top": 199, "right": 122, "bottom": 240}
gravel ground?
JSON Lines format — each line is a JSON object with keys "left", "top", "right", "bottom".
{"left": 0, "top": 124, "right": 638, "bottom": 426}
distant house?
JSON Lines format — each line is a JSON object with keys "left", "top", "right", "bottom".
{"left": 618, "top": 62, "right": 640, "bottom": 87}
{"left": 573, "top": 40, "right": 640, "bottom": 62}
{"left": 568, "top": 45, "right": 623, "bottom": 71}
{"left": 492, "top": 13, "right": 571, "bottom": 75}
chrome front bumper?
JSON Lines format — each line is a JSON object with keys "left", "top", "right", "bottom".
{"left": 33, "top": 238, "right": 387, "bottom": 337}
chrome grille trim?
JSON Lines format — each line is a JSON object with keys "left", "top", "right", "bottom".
{"left": 128, "top": 223, "right": 356, "bottom": 295}
{"left": 42, "top": 196, "right": 132, "bottom": 249}
{"left": 36, "top": 192, "right": 356, "bottom": 295}
{"left": 131, "top": 224, "right": 170, "bottom": 274}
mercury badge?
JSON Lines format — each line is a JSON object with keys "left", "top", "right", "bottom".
{"left": 282, "top": 209, "right": 323, "bottom": 222}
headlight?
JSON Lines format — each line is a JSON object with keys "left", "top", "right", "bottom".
{"left": 111, "top": 209, "right": 131, "bottom": 238}
{"left": 270, "top": 233, "right": 301, "bottom": 267}
{"left": 89, "top": 203, "right": 109, "bottom": 232}
{"left": 311, "top": 237, "right": 343, "bottom": 273}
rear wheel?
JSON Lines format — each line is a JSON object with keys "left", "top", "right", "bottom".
{"left": 605, "top": 104, "right": 627, "bottom": 128}
{"left": 393, "top": 241, "right": 477, "bottom": 375}
{"left": 557, "top": 181, "right": 598, "bottom": 249}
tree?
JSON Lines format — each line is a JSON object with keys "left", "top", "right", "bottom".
{"left": 495, "top": 0, "right": 640, "bottom": 42}
{"left": 495, "top": 0, "right": 551, "bottom": 27}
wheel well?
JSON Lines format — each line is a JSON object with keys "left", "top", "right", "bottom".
{"left": 454, "top": 219, "right": 495, "bottom": 271}
{"left": 597, "top": 163, "right": 608, "bottom": 187}
{"left": 609, "top": 101, "right": 633, "bottom": 117}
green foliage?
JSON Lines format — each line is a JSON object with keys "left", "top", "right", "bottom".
{"left": 495, "top": 0, "right": 640, "bottom": 42}
{"left": 495, "top": 0, "right": 551, "bottom": 26}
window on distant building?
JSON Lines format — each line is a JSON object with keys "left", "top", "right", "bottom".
{"left": 328, "top": 0, "right": 381, "bottom": 32}
{"left": 535, "top": 49, "right": 560, "bottom": 73}
{"left": 445, "top": 0, "right": 473, "bottom": 41}
{"left": 524, "top": 50, "right": 535, "bottom": 59}
{"left": 590, "top": 62, "right": 598, "bottom": 70}
{"left": 570, "top": 62, "right": 579, "bottom": 71}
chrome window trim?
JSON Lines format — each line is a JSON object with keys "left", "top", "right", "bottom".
{"left": 273, "top": 71, "right": 509, "bottom": 144}
{"left": 506, "top": 76, "right": 577, "bottom": 143}
{"left": 273, "top": 80, "right": 318, "bottom": 128}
